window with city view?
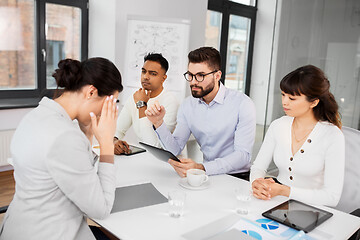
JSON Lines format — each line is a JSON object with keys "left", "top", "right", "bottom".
{"left": 206, "top": 0, "right": 257, "bottom": 95}
{"left": 0, "top": 0, "right": 88, "bottom": 107}
{"left": 45, "top": 3, "right": 81, "bottom": 89}
{"left": 0, "top": 0, "right": 36, "bottom": 90}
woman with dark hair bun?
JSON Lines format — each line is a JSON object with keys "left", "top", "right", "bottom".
{"left": 0, "top": 57, "right": 123, "bottom": 240}
{"left": 250, "top": 65, "right": 345, "bottom": 207}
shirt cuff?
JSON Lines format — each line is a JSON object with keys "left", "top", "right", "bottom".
{"left": 98, "top": 161, "right": 116, "bottom": 175}
{"left": 138, "top": 116, "right": 152, "bottom": 124}
{"left": 249, "top": 167, "right": 266, "bottom": 184}
{"left": 202, "top": 161, "right": 219, "bottom": 175}
{"left": 154, "top": 121, "right": 167, "bottom": 134}
{"left": 288, "top": 186, "right": 295, "bottom": 199}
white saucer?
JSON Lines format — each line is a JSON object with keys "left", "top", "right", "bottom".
{"left": 179, "top": 178, "right": 210, "bottom": 190}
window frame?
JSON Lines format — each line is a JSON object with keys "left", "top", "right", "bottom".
{"left": 0, "top": 0, "right": 89, "bottom": 109}
{"left": 208, "top": 0, "right": 257, "bottom": 95}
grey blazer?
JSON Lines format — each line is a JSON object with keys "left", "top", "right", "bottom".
{"left": 0, "top": 97, "right": 116, "bottom": 240}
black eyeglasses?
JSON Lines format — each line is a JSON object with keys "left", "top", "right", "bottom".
{"left": 183, "top": 70, "right": 218, "bottom": 82}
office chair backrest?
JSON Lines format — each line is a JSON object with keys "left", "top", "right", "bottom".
{"left": 335, "top": 126, "right": 360, "bottom": 213}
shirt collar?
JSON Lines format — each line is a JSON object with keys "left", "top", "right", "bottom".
{"left": 151, "top": 88, "right": 165, "bottom": 100}
{"left": 198, "top": 82, "right": 226, "bottom": 105}
{"left": 39, "top": 97, "right": 72, "bottom": 122}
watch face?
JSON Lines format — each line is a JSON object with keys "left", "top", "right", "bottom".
{"left": 136, "top": 101, "right": 146, "bottom": 108}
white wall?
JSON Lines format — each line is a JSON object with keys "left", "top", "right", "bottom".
{"left": 88, "top": 0, "right": 116, "bottom": 62}
{"left": 0, "top": 108, "right": 32, "bottom": 131}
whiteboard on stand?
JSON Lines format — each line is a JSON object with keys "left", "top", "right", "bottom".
{"left": 122, "top": 15, "right": 190, "bottom": 104}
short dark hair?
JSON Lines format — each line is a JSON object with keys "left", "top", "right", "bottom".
{"left": 144, "top": 53, "right": 169, "bottom": 73}
{"left": 188, "top": 47, "right": 221, "bottom": 70}
{"left": 53, "top": 57, "right": 123, "bottom": 97}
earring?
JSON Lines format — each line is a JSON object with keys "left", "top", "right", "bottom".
{"left": 87, "top": 96, "right": 90, "bottom": 99}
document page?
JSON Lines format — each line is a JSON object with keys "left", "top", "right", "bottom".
{"left": 111, "top": 182, "right": 168, "bottom": 213}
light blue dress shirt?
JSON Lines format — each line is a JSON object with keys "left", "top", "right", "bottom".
{"left": 155, "top": 83, "right": 256, "bottom": 175}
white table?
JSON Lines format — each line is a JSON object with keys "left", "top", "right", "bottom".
{"left": 94, "top": 152, "right": 360, "bottom": 240}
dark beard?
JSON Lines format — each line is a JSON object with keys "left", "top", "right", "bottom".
{"left": 191, "top": 80, "right": 215, "bottom": 98}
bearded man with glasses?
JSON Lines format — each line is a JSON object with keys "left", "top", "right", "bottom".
{"left": 145, "top": 47, "right": 256, "bottom": 180}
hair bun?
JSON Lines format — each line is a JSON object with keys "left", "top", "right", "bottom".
{"left": 52, "top": 59, "right": 82, "bottom": 90}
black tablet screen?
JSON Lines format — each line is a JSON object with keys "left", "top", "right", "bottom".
{"left": 262, "top": 199, "right": 333, "bottom": 232}
{"left": 139, "top": 142, "right": 180, "bottom": 162}
{"left": 123, "top": 145, "right": 146, "bottom": 156}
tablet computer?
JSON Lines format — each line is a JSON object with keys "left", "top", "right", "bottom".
{"left": 262, "top": 199, "right": 333, "bottom": 233}
{"left": 139, "top": 142, "right": 180, "bottom": 162}
{"left": 122, "top": 145, "right": 146, "bottom": 156}
{"left": 94, "top": 145, "right": 146, "bottom": 156}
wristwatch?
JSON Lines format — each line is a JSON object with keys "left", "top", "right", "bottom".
{"left": 136, "top": 100, "right": 147, "bottom": 109}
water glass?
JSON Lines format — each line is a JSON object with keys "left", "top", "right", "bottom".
{"left": 235, "top": 188, "right": 251, "bottom": 215}
{"left": 168, "top": 191, "right": 186, "bottom": 218}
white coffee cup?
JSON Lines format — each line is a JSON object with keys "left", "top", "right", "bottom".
{"left": 186, "top": 169, "right": 209, "bottom": 187}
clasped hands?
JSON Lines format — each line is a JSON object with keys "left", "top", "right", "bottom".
{"left": 252, "top": 178, "right": 290, "bottom": 200}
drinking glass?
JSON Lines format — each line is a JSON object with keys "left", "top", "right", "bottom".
{"left": 235, "top": 188, "right": 251, "bottom": 215}
{"left": 168, "top": 191, "right": 186, "bottom": 218}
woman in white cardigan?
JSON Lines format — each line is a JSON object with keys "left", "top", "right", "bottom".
{"left": 250, "top": 65, "right": 345, "bottom": 207}
{"left": 0, "top": 58, "right": 123, "bottom": 240}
